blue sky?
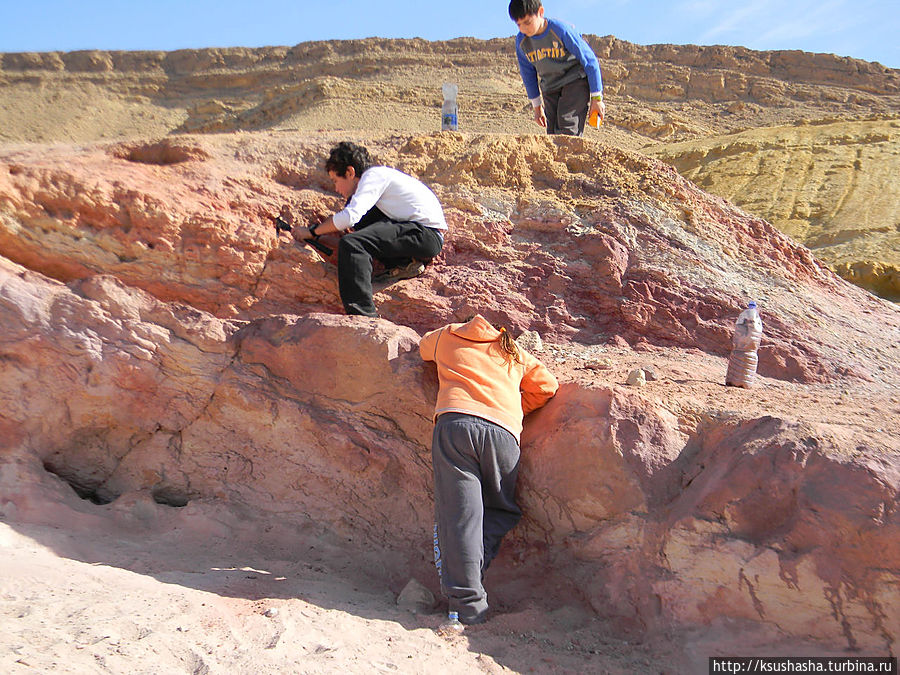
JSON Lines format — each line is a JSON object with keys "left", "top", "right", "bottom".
{"left": 2, "top": 0, "right": 898, "bottom": 69}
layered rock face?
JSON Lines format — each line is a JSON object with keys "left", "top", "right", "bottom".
{"left": 1, "top": 132, "right": 887, "bottom": 380}
{"left": 2, "top": 131, "right": 898, "bottom": 653}
{"left": 3, "top": 36, "right": 899, "bottom": 300}
{"left": 651, "top": 118, "right": 900, "bottom": 300}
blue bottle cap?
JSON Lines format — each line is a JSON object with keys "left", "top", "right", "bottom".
{"left": 448, "top": 611, "right": 459, "bottom": 620}
{"left": 748, "top": 301, "right": 757, "bottom": 309}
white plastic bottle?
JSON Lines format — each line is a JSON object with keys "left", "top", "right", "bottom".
{"left": 438, "top": 610, "right": 464, "bottom": 636}
{"left": 441, "top": 83, "right": 458, "bottom": 131}
{"left": 725, "top": 301, "right": 763, "bottom": 387}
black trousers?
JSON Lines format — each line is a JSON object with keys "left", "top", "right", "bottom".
{"left": 337, "top": 219, "right": 443, "bottom": 316}
{"left": 542, "top": 76, "right": 590, "bottom": 136}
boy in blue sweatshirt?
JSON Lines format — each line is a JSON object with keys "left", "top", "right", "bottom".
{"left": 509, "top": 0, "right": 605, "bottom": 136}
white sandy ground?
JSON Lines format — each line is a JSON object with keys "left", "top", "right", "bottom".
{"left": 0, "top": 486, "right": 675, "bottom": 675}
{"left": 0, "top": 519, "right": 511, "bottom": 674}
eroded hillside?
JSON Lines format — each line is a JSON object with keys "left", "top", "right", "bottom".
{"left": 2, "top": 36, "right": 899, "bottom": 298}
{"left": 2, "top": 133, "right": 898, "bottom": 663}
{"left": 2, "top": 38, "right": 900, "bottom": 670}
{"left": 651, "top": 118, "right": 900, "bottom": 299}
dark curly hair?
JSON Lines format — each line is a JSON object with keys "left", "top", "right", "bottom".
{"left": 509, "top": 0, "right": 543, "bottom": 21}
{"left": 325, "top": 141, "right": 374, "bottom": 178}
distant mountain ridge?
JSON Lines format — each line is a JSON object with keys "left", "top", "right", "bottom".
{"left": 2, "top": 36, "right": 898, "bottom": 143}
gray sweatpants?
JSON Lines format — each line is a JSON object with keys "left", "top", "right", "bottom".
{"left": 542, "top": 76, "right": 590, "bottom": 136}
{"left": 431, "top": 412, "right": 522, "bottom": 623}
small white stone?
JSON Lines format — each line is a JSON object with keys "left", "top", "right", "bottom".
{"left": 626, "top": 369, "right": 647, "bottom": 386}
{"left": 396, "top": 578, "right": 435, "bottom": 612}
{"left": 585, "top": 357, "right": 613, "bottom": 370}
{"left": 516, "top": 330, "right": 543, "bottom": 353}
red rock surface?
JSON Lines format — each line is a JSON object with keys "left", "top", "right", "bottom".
{"left": 3, "top": 132, "right": 893, "bottom": 380}
{"left": 1, "top": 131, "right": 899, "bottom": 661}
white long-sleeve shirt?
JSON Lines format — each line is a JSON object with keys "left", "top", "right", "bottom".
{"left": 332, "top": 166, "right": 448, "bottom": 232}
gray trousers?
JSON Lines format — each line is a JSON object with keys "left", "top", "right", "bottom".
{"left": 542, "top": 76, "right": 590, "bottom": 136}
{"left": 431, "top": 412, "right": 522, "bottom": 623}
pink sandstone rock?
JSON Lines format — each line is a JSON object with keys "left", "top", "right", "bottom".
{"left": 1, "top": 132, "right": 898, "bottom": 653}
{"left": 2, "top": 133, "right": 895, "bottom": 382}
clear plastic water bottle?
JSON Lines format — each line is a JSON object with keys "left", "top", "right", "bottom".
{"left": 725, "top": 301, "right": 763, "bottom": 388}
{"left": 441, "top": 83, "right": 458, "bottom": 131}
{"left": 438, "top": 610, "right": 464, "bottom": 636}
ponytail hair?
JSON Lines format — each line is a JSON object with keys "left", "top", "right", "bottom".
{"left": 498, "top": 327, "right": 523, "bottom": 365}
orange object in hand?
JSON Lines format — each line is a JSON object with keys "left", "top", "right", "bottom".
{"left": 588, "top": 109, "right": 602, "bottom": 128}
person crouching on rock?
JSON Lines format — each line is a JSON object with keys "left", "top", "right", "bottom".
{"left": 419, "top": 315, "right": 559, "bottom": 624}
{"left": 293, "top": 141, "right": 447, "bottom": 317}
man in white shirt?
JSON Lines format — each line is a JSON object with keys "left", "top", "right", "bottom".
{"left": 295, "top": 142, "right": 447, "bottom": 317}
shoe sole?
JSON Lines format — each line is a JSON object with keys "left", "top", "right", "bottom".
{"left": 373, "top": 264, "right": 425, "bottom": 284}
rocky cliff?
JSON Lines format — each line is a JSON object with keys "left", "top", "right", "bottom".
{"left": 2, "top": 36, "right": 899, "bottom": 301}
{"left": 2, "top": 129, "right": 898, "bottom": 662}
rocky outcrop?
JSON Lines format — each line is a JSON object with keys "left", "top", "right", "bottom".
{"left": 3, "top": 37, "right": 899, "bottom": 302}
{"left": 518, "top": 391, "right": 900, "bottom": 651}
{"left": 0, "top": 261, "right": 433, "bottom": 546}
{"left": 2, "top": 253, "right": 897, "bottom": 652}
{"left": 3, "top": 132, "right": 894, "bottom": 382}
{"left": 2, "top": 37, "right": 898, "bottom": 146}
{"left": 2, "top": 131, "right": 899, "bottom": 654}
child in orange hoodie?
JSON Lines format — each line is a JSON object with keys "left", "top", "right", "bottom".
{"left": 419, "top": 314, "right": 558, "bottom": 625}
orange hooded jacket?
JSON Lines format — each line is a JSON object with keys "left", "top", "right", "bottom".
{"left": 419, "top": 315, "right": 559, "bottom": 441}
